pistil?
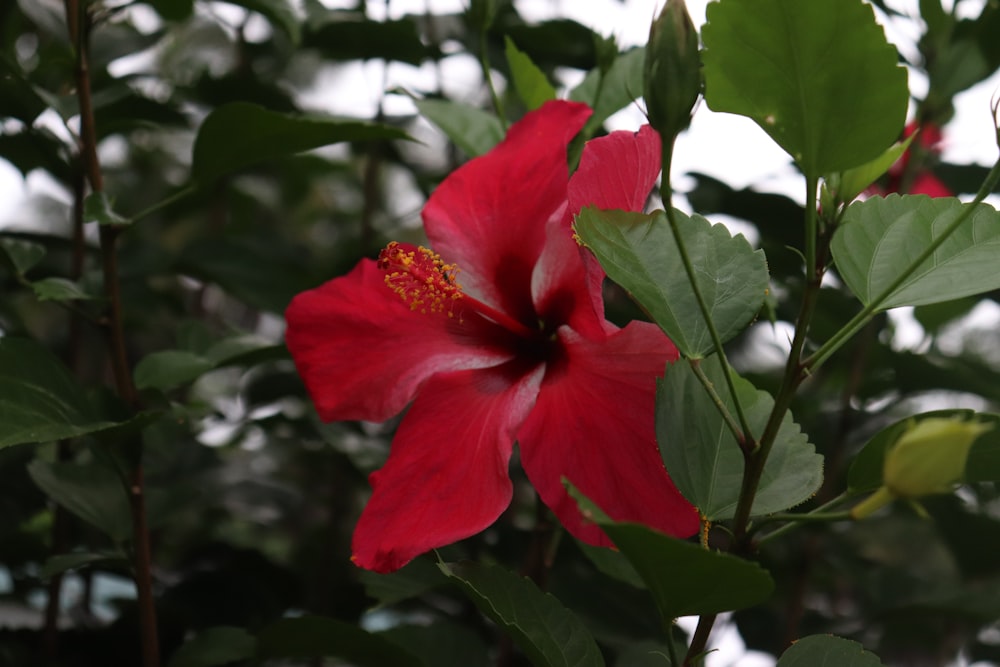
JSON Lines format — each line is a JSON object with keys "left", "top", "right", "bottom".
{"left": 377, "top": 241, "right": 538, "bottom": 340}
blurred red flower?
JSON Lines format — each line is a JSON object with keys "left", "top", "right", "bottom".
{"left": 285, "top": 100, "right": 699, "bottom": 573}
{"left": 880, "top": 121, "right": 952, "bottom": 197}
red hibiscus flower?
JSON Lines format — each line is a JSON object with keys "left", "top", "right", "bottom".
{"left": 882, "top": 121, "right": 952, "bottom": 197}
{"left": 285, "top": 100, "right": 699, "bottom": 573}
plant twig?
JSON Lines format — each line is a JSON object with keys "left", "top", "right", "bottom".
{"left": 730, "top": 175, "right": 822, "bottom": 546}
{"left": 477, "top": 29, "right": 506, "bottom": 129}
{"left": 688, "top": 359, "right": 744, "bottom": 445}
{"left": 62, "top": 2, "right": 159, "bottom": 665}
{"left": 660, "top": 139, "right": 753, "bottom": 448}
{"left": 684, "top": 613, "right": 717, "bottom": 666}
{"left": 754, "top": 493, "right": 852, "bottom": 545}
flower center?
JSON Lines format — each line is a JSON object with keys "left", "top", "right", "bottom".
{"left": 377, "top": 241, "right": 539, "bottom": 339}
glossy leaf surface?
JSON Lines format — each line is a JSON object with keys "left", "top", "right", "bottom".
{"left": 832, "top": 195, "right": 1000, "bottom": 309}
{"left": 569, "top": 485, "right": 774, "bottom": 619}
{"left": 701, "top": 0, "right": 907, "bottom": 177}
{"left": 657, "top": 356, "right": 823, "bottom": 520}
{"left": 574, "top": 207, "right": 768, "bottom": 358}
{"left": 441, "top": 561, "right": 606, "bottom": 667}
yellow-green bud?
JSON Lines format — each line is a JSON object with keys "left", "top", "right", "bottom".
{"left": 883, "top": 417, "right": 991, "bottom": 498}
{"left": 644, "top": 0, "right": 701, "bottom": 141}
{"left": 852, "top": 417, "right": 992, "bottom": 519}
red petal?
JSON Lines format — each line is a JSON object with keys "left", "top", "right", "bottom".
{"left": 423, "top": 100, "right": 591, "bottom": 326}
{"left": 351, "top": 362, "right": 545, "bottom": 572}
{"left": 910, "top": 172, "right": 952, "bottom": 198}
{"left": 285, "top": 260, "right": 515, "bottom": 423}
{"left": 532, "top": 125, "right": 662, "bottom": 340}
{"left": 568, "top": 124, "right": 662, "bottom": 217}
{"left": 531, "top": 218, "right": 610, "bottom": 340}
{"left": 517, "top": 323, "right": 698, "bottom": 546}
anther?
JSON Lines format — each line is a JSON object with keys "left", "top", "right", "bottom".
{"left": 377, "top": 242, "right": 464, "bottom": 315}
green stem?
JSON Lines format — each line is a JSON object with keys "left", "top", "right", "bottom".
{"left": 128, "top": 185, "right": 196, "bottom": 224}
{"left": 660, "top": 137, "right": 753, "bottom": 448}
{"left": 688, "top": 359, "right": 744, "bottom": 444}
{"left": 478, "top": 30, "right": 506, "bottom": 130}
{"left": 731, "top": 175, "right": 822, "bottom": 544}
{"left": 665, "top": 619, "right": 681, "bottom": 666}
{"left": 754, "top": 493, "right": 853, "bottom": 545}
{"left": 807, "top": 157, "right": 1000, "bottom": 371}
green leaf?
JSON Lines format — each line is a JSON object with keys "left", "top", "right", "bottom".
{"left": 83, "top": 192, "right": 129, "bottom": 227}
{"left": 574, "top": 207, "right": 768, "bottom": 358}
{"left": 414, "top": 98, "right": 504, "bottom": 157}
{"left": 175, "top": 236, "right": 317, "bottom": 313}
{"left": 503, "top": 19, "right": 599, "bottom": 71}
{"left": 570, "top": 47, "right": 645, "bottom": 136}
{"left": 27, "top": 459, "right": 131, "bottom": 542}
{"left": 304, "top": 17, "right": 429, "bottom": 65}
{"left": 576, "top": 542, "right": 644, "bottom": 590}
{"left": 568, "top": 484, "right": 774, "bottom": 619}
{"left": 0, "top": 338, "right": 121, "bottom": 449}
{"left": 30, "top": 277, "right": 96, "bottom": 302}
{"left": 223, "top": 0, "right": 301, "bottom": 44}
{"left": 255, "top": 616, "right": 421, "bottom": 666}
{"left": 440, "top": 561, "right": 605, "bottom": 667}
{"left": 616, "top": 642, "right": 677, "bottom": 666}
{"left": 0, "top": 130, "right": 72, "bottom": 181}
{"left": 847, "top": 410, "right": 1000, "bottom": 493}
{"left": 830, "top": 195, "right": 1000, "bottom": 309}
{"left": 134, "top": 336, "right": 283, "bottom": 392}
{"left": 0, "top": 238, "right": 46, "bottom": 276}
{"left": 147, "top": 0, "right": 194, "bottom": 20}
{"left": 134, "top": 351, "right": 215, "bottom": 392}
{"left": 379, "top": 623, "right": 490, "bottom": 667}
{"left": 912, "top": 296, "right": 979, "bottom": 335}
{"left": 701, "top": 0, "right": 907, "bottom": 177}
{"left": 168, "top": 626, "right": 257, "bottom": 667}
{"left": 505, "top": 36, "right": 556, "bottom": 111}
{"left": 835, "top": 134, "right": 914, "bottom": 203}
{"left": 191, "top": 102, "right": 409, "bottom": 184}
{"left": 359, "top": 557, "right": 447, "bottom": 607}
{"left": 203, "top": 336, "right": 285, "bottom": 367}
{"left": 776, "top": 635, "right": 883, "bottom": 666}
{"left": 0, "top": 61, "right": 49, "bottom": 124}
{"left": 658, "top": 356, "right": 823, "bottom": 520}
{"left": 41, "top": 551, "right": 127, "bottom": 579}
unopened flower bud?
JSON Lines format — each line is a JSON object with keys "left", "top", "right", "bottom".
{"left": 883, "top": 417, "right": 991, "bottom": 498}
{"left": 852, "top": 417, "right": 992, "bottom": 519}
{"left": 644, "top": 0, "right": 701, "bottom": 141}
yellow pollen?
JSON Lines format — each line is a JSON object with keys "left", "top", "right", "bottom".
{"left": 377, "top": 241, "right": 464, "bottom": 315}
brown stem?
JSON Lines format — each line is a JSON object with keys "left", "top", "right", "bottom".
{"left": 731, "top": 227, "right": 828, "bottom": 549}
{"left": 63, "top": 2, "right": 159, "bottom": 665}
{"left": 684, "top": 613, "right": 717, "bottom": 666}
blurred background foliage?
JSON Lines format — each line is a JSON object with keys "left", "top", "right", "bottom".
{"left": 1, "top": 0, "right": 1000, "bottom": 665}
